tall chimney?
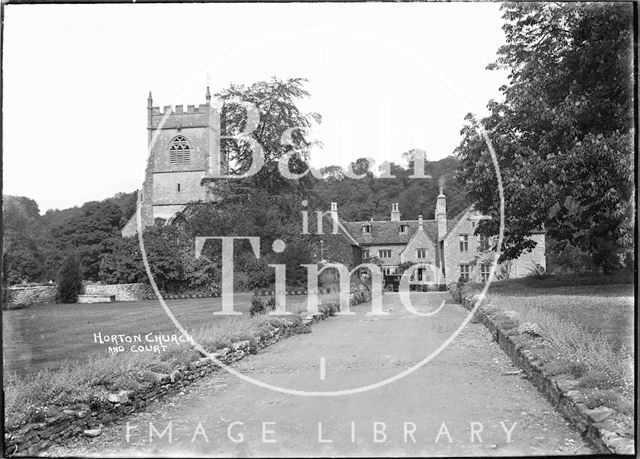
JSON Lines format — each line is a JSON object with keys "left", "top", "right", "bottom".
{"left": 391, "top": 203, "right": 401, "bottom": 221}
{"left": 436, "top": 186, "right": 447, "bottom": 240}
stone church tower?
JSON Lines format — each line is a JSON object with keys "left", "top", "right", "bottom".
{"left": 122, "top": 88, "right": 226, "bottom": 237}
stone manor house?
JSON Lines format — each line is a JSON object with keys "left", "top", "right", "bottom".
{"left": 123, "top": 89, "right": 546, "bottom": 286}
{"left": 337, "top": 195, "right": 546, "bottom": 286}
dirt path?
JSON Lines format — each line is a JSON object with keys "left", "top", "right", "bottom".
{"left": 47, "top": 293, "right": 592, "bottom": 457}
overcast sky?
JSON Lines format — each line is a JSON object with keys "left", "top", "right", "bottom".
{"left": 3, "top": 2, "right": 508, "bottom": 212}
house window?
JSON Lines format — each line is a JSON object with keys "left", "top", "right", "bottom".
{"left": 479, "top": 235, "right": 490, "bottom": 251}
{"left": 400, "top": 225, "right": 409, "bottom": 234}
{"left": 169, "top": 135, "right": 191, "bottom": 165}
{"left": 459, "top": 234, "right": 469, "bottom": 252}
{"left": 459, "top": 264, "right": 470, "bottom": 282}
{"left": 383, "top": 267, "right": 397, "bottom": 276}
{"left": 379, "top": 249, "right": 392, "bottom": 258}
{"left": 480, "top": 264, "right": 491, "bottom": 282}
{"left": 416, "top": 248, "right": 427, "bottom": 259}
{"left": 362, "top": 250, "right": 369, "bottom": 259}
{"left": 362, "top": 225, "right": 371, "bottom": 234}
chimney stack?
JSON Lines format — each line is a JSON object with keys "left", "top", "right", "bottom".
{"left": 418, "top": 215, "right": 423, "bottom": 227}
{"left": 436, "top": 186, "right": 447, "bottom": 240}
{"left": 327, "top": 202, "right": 339, "bottom": 234}
{"left": 391, "top": 203, "right": 401, "bottom": 221}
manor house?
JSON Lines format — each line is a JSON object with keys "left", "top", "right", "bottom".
{"left": 336, "top": 190, "right": 546, "bottom": 286}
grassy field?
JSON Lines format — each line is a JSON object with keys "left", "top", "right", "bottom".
{"left": 2, "top": 293, "right": 310, "bottom": 376}
{"left": 468, "top": 273, "right": 634, "bottom": 350}
{"left": 464, "top": 273, "right": 635, "bottom": 416}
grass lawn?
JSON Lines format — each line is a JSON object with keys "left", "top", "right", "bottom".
{"left": 3, "top": 293, "right": 310, "bottom": 376}
{"left": 468, "top": 274, "right": 634, "bottom": 350}
{"left": 464, "top": 273, "right": 634, "bottom": 418}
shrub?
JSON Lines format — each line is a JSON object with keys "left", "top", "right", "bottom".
{"left": 250, "top": 296, "right": 267, "bottom": 317}
{"left": 265, "top": 296, "right": 276, "bottom": 312}
{"left": 547, "top": 239, "right": 595, "bottom": 273}
{"left": 527, "top": 263, "right": 547, "bottom": 278}
{"left": 57, "top": 253, "right": 83, "bottom": 303}
{"left": 288, "top": 316, "right": 311, "bottom": 335}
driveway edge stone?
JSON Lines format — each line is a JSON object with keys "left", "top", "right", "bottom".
{"left": 459, "top": 293, "right": 635, "bottom": 455}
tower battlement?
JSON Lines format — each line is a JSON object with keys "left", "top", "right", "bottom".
{"left": 122, "top": 86, "right": 223, "bottom": 238}
{"left": 150, "top": 104, "right": 211, "bottom": 116}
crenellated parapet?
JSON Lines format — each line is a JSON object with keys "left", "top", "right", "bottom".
{"left": 150, "top": 104, "right": 211, "bottom": 116}
{"left": 148, "top": 103, "right": 217, "bottom": 130}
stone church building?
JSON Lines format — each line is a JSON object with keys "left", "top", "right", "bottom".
{"left": 122, "top": 88, "right": 225, "bottom": 236}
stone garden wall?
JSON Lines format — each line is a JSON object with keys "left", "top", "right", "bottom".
{"left": 2, "top": 284, "right": 153, "bottom": 308}
{"left": 459, "top": 293, "right": 634, "bottom": 455}
{"left": 3, "top": 285, "right": 58, "bottom": 308}
{"left": 83, "top": 283, "right": 151, "bottom": 302}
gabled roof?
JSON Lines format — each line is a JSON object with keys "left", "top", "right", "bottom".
{"left": 342, "top": 218, "right": 458, "bottom": 246}
{"left": 399, "top": 224, "right": 434, "bottom": 255}
{"left": 441, "top": 205, "right": 475, "bottom": 241}
{"left": 318, "top": 213, "right": 361, "bottom": 247}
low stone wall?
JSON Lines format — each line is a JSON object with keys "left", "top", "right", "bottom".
{"left": 460, "top": 294, "right": 634, "bottom": 455}
{"left": 83, "top": 283, "right": 150, "bottom": 302}
{"left": 3, "top": 285, "right": 58, "bottom": 308}
{"left": 3, "top": 310, "right": 333, "bottom": 456}
{"left": 77, "top": 294, "right": 115, "bottom": 304}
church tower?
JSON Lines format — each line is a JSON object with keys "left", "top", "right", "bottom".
{"left": 122, "top": 87, "right": 226, "bottom": 236}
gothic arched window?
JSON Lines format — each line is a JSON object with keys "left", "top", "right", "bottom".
{"left": 169, "top": 135, "right": 191, "bottom": 165}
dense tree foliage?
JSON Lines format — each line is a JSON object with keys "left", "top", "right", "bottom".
{"left": 2, "top": 196, "right": 46, "bottom": 284}
{"left": 2, "top": 192, "right": 137, "bottom": 284}
{"left": 455, "top": 2, "right": 634, "bottom": 271}
{"left": 312, "top": 155, "right": 466, "bottom": 221}
{"left": 99, "top": 224, "right": 218, "bottom": 294}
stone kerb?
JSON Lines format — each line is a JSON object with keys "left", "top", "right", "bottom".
{"left": 3, "top": 310, "right": 334, "bottom": 457}
{"left": 459, "top": 294, "right": 634, "bottom": 455}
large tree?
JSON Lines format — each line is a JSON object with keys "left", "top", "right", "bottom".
{"left": 2, "top": 196, "right": 45, "bottom": 284}
{"left": 455, "top": 2, "right": 634, "bottom": 271}
{"left": 48, "top": 201, "right": 124, "bottom": 280}
{"left": 207, "top": 76, "right": 321, "bottom": 199}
